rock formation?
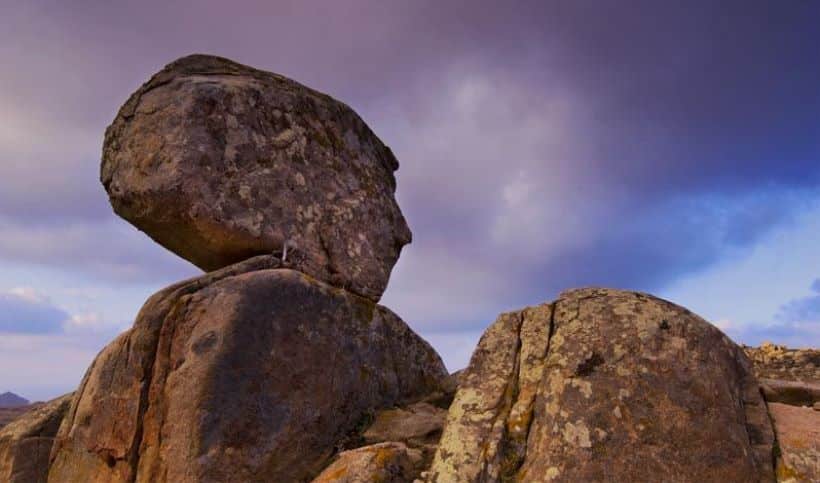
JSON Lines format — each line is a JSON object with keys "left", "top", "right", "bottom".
{"left": 768, "top": 403, "right": 819, "bottom": 481}
{"left": 0, "top": 393, "right": 72, "bottom": 483}
{"left": 101, "top": 54, "right": 411, "bottom": 301}
{"left": 48, "top": 257, "right": 447, "bottom": 482}
{"left": 20, "top": 53, "right": 819, "bottom": 482}
{"left": 426, "top": 288, "right": 775, "bottom": 482}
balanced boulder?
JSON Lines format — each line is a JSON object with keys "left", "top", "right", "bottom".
{"left": 427, "top": 288, "right": 775, "bottom": 482}
{"left": 48, "top": 256, "right": 447, "bottom": 483}
{"left": 101, "top": 54, "right": 411, "bottom": 301}
{"left": 0, "top": 393, "right": 72, "bottom": 483}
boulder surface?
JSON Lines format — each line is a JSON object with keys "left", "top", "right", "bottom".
{"left": 427, "top": 288, "right": 775, "bottom": 482}
{"left": 0, "top": 393, "right": 72, "bottom": 483}
{"left": 101, "top": 54, "right": 411, "bottom": 301}
{"left": 768, "top": 402, "right": 820, "bottom": 482}
{"left": 760, "top": 379, "right": 820, "bottom": 407}
{"left": 48, "top": 256, "right": 447, "bottom": 483}
{"left": 312, "top": 442, "right": 422, "bottom": 483}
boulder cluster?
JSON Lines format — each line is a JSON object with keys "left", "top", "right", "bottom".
{"left": 0, "top": 55, "right": 817, "bottom": 482}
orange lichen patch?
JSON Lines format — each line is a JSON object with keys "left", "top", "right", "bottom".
{"left": 313, "top": 463, "right": 349, "bottom": 482}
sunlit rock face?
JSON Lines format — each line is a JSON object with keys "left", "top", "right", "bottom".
{"left": 427, "top": 288, "right": 775, "bottom": 482}
{"left": 48, "top": 257, "right": 448, "bottom": 483}
{"left": 0, "top": 393, "right": 73, "bottom": 483}
{"left": 767, "top": 402, "right": 820, "bottom": 482}
{"left": 101, "top": 54, "right": 411, "bottom": 301}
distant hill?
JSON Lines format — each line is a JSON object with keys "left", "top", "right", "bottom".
{"left": 0, "top": 392, "right": 29, "bottom": 408}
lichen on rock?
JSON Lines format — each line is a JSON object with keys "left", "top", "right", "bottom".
{"left": 101, "top": 54, "right": 412, "bottom": 301}
{"left": 427, "top": 288, "right": 775, "bottom": 482}
{"left": 48, "top": 257, "right": 447, "bottom": 483}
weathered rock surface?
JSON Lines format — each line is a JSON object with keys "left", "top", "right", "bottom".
{"left": 48, "top": 256, "right": 447, "bottom": 483}
{"left": 427, "top": 288, "right": 775, "bottom": 482}
{"left": 0, "top": 407, "right": 33, "bottom": 431}
{"left": 769, "top": 403, "right": 820, "bottom": 482}
{"left": 760, "top": 379, "right": 820, "bottom": 407}
{"left": 744, "top": 343, "right": 820, "bottom": 382}
{"left": 101, "top": 54, "right": 411, "bottom": 301}
{"left": 363, "top": 402, "right": 447, "bottom": 449}
{"left": 0, "top": 393, "right": 72, "bottom": 483}
{"left": 312, "top": 442, "right": 422, "bottom": 483}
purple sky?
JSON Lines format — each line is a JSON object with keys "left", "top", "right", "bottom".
{"left": 1, "top": 1, "right": 819, "bottom": 401}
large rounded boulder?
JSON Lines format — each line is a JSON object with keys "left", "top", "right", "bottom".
{"left": 427, "top": 288, "right": 775, "bottom": 482}
{"left": 101, "top": 54, "right": 411, "bottom": 301}
{"left": 48, "top": 256, "right": 447, "bottom": 483}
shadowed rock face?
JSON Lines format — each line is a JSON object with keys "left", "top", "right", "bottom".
{"left": 101, "top": 54, "right": 411, "bottom": 301}
{"left": 426, "top": 288, "right": 775, "bottom": 483}
{"left": 0, "top": 393, "right": 73, "bottom": 483}
{"left": 48, "top": 256, "right": 447, "bottom": 483}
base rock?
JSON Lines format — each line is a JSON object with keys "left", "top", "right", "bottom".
{"left": 48, "top": 256, "right": 447, "bottom": 483}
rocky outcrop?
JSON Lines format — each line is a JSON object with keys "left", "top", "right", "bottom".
{"left": 769, "top": 403, "right": 820, "bottom": 482}
{"left": 48, "top": 256, "right": 447, "bottom": 483}
{"left": 744, "top": 343, "right": 819, "bottom": 383}
{"left": 37, "top": 52, "right": 820, "bottom": 483}
{"left": 101, "top": 54, "right": 411, "bottom": 301}
{"left": 426, "top": 288, "right": 775, "bottom": 482}
{"left": 0, "top": 393, "right": 72, "bottom": 483}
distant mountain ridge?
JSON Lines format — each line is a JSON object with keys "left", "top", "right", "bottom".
{"left": 0, "top": 392, "right": 29, "bottom": 408}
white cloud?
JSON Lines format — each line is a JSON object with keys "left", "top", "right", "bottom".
{"left": 662, "top": 197, "right": 820, "bottom": 348}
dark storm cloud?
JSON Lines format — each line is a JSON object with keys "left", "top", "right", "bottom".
{"left": 1, "top": 0, "right": 819, "bottom": 327}
{"left": 0, "top": 291, "right": 68, "bottom": 334}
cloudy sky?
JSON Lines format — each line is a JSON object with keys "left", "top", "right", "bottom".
{"left": 1, "top": 0, "right": 819, "bottom": 401}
